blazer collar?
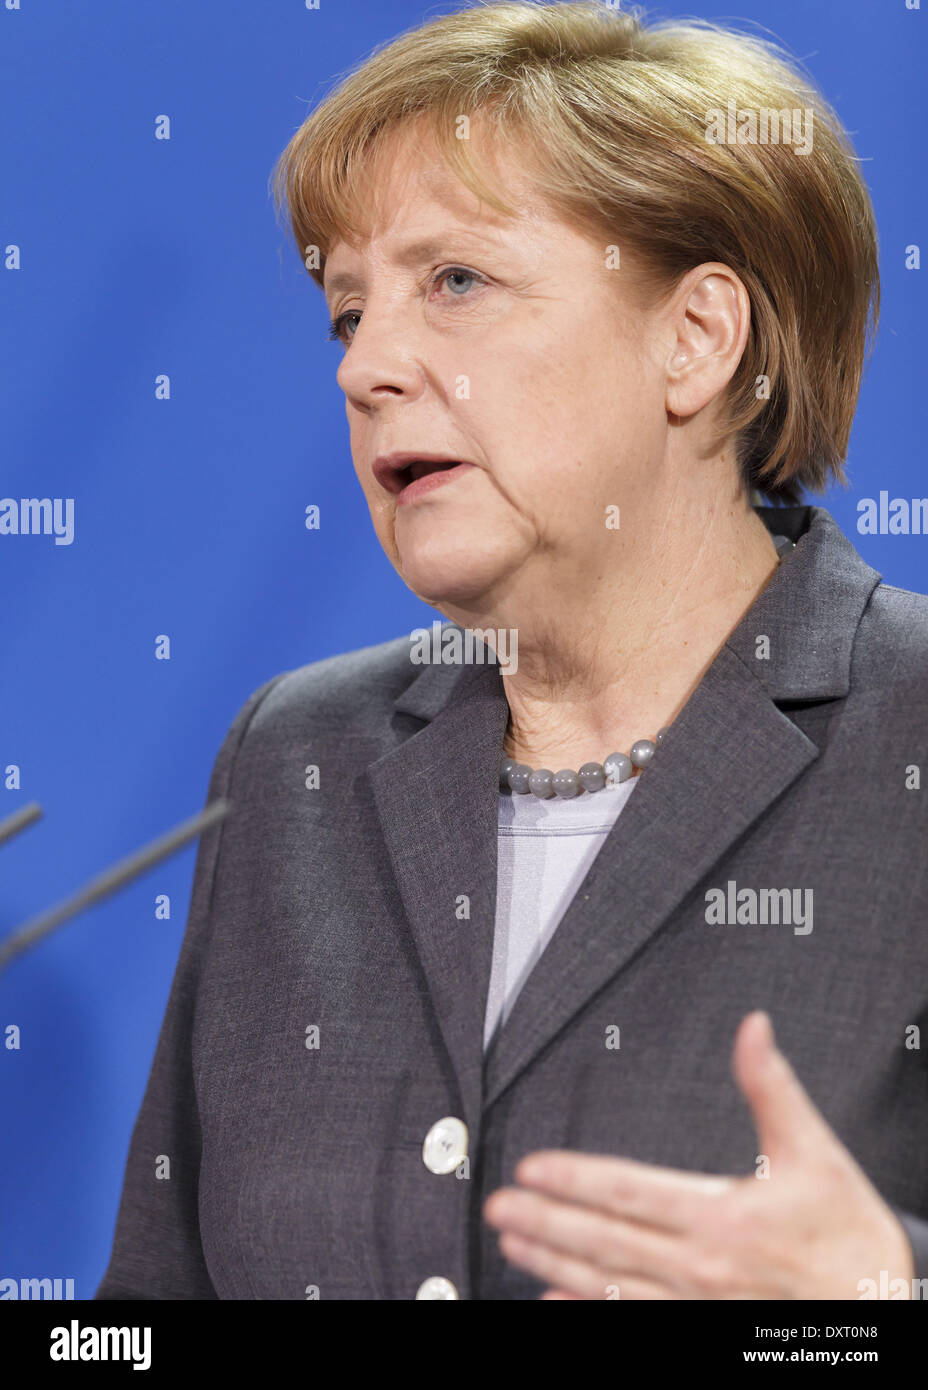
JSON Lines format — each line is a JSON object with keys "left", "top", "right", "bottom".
{"left": 724, "top": 505, "right": 881, "bottom": 700}
{"left": 366, "top": 506, "right": 882, "bottom": 1119}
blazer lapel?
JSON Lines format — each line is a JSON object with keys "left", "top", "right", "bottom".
{"left": 366, "top": 657, "right": 509, "bottom": 1125}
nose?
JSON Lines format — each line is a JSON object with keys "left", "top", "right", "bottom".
{"left": 335, "top": 296, "right": 426, "bottom": 410}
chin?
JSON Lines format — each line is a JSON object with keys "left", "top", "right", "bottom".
{"left": 395, "top": 536, "right": 516, "bottom": 609}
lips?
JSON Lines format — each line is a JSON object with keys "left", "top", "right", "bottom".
{"left": 395, "top": 462, "right": 474, "bottom": 507}
{"left": 372, "top": 452, "right": 473, "bottom": 498}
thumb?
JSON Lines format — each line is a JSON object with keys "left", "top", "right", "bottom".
{"left": 732, "top": 1011, "right": 835, "bottom": 1161}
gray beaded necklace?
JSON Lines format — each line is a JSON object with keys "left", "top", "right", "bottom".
{"left": 500, "top": 736, "right": 665, "bottom": 800}
{"left": 499, "top": 532, "right": 795, "bottom": 800}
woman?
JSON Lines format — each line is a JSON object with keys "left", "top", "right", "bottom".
{"left": 96, "top": 1, "right": 928, "bottom": 1300}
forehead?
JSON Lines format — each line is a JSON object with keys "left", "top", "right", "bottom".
{"left": 322, "top": 119, "right": 546, "bottom": 281}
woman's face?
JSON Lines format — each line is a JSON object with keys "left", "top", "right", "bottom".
{"left": 323, "top": 120, "right": 673, "bottom": 614}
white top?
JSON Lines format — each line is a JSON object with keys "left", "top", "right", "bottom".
{"left": 484, "top": 779, "right": 639, "bottom": 1052}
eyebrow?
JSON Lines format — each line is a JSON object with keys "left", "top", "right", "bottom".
{"left": 322, "top": 231, "right": 507, "bottom": 299}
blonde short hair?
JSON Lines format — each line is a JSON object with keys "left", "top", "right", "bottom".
{"left": 272, "top": 1, "right": 880, "bottom": 505}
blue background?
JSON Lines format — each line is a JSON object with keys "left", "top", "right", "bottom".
{"left": 1, "top": 0, "right": 925, "bottom": 1297}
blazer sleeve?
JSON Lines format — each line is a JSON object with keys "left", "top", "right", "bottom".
{"left": 894, "top": 1207, "right": 928, "bottom": 1286}
{"left": 93, "top": 674, "right": 287, "bottom": 1300}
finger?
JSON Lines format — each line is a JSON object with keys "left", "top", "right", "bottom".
{"left": 510, "top": 1150, "right": 732, "bottom": 1231}
{"left": 733, "top": 1011, "right": 837, "bottom": 1159}
{"left": 485, "top": 1186, "right": 691, "bottom": 1286}
{"left": 499, "top": 1231, "right": 677, "bottom": 1300}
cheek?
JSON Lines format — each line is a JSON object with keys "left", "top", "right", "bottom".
{"left": 485, "top": 325, "right": 632, "bottom": 441}
{"left": 470, "top": 358, "right": 566, "bottom": 461}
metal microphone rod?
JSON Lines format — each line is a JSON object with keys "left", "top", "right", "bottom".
{"left": 0, "top": 802, "right": 43, "bottom": 848}
{"left": 0, "top": 798, "right": 231, "bottom": 973}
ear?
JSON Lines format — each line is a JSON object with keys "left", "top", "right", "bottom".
{"left": 664, "top": 263, "right": 750, "bottom": 422}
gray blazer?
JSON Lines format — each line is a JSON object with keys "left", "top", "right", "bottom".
{"left": 95, "top": 504, "right": 928, "bottom": 1300}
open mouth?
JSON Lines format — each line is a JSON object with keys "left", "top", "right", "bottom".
{"left": 373, "top": 452, "right": 475, "bottom": 500}
{"left": 400, "top": 459, "right": 462, "bottom": 484}
{"left": 395, "top": 460, "right": 473, "bottom": 505}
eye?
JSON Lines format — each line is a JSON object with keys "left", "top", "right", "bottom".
{"left": 327, "top": 310, "right": 360, "bottom": 344}
{"left": 327, "top": 265, "right": 487, "bottom": 345}
{"left": 440, "top": 266, "right": 481, "bottom": 296}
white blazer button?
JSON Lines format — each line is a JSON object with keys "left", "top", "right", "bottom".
{"left": 415, "top": 1276, "right": 459, "bottom": 1300}
{"left": 422, "top": 1116, "right": 468, "bottom": 1174}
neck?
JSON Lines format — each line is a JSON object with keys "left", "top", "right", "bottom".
{"left": 444, "top": 492, "right": 782, "bottom": 774}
